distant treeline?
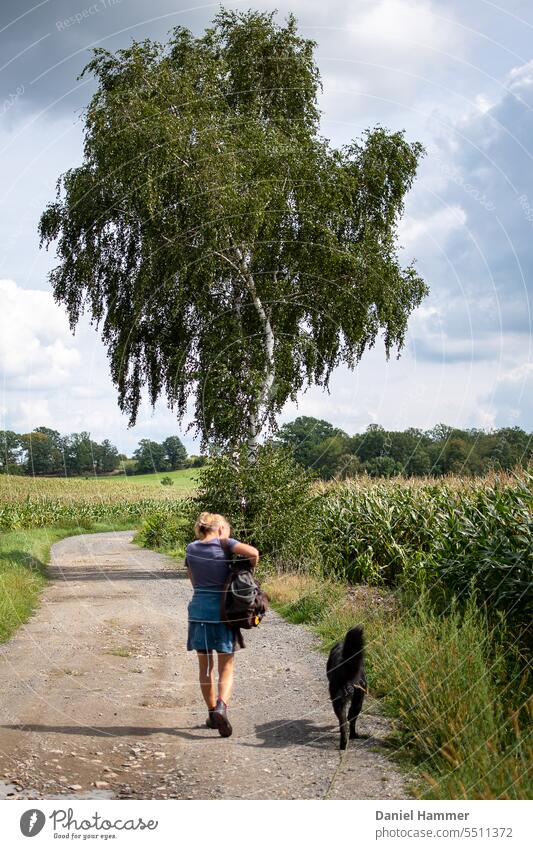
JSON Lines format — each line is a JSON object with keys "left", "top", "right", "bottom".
{"left": 3, "top": 419, "right": 532, "bottom": 479}
{"left": 0, "top": 427, "right": 206, "bottom": 476}
{"left": 275, "top": 417, "right": 533, "bottom": 479}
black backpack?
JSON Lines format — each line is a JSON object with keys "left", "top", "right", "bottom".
{"left": 220, "top": 543, "right": 269, "bottom": 631}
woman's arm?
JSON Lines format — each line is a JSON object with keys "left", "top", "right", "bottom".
{"left": 232, "top": 541, "right": 259, "bottom": 568}
{"left": 184, "top": 556, "right": 193, "bottom": 583}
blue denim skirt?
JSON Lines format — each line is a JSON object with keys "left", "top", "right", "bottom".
{"left": 187, "top": 588, "right": 235, "bottom": 654}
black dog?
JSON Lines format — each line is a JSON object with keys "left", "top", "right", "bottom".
{"left": 326, "top": 625, "right": 367, "bottom": 750}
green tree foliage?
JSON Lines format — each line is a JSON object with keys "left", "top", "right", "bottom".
{"left": 351, "top": 423, "right": 387, "bottom": 463}
{"left": 185, "top": 442, "right": 318, "bottom": 566}
{"left": 187, "top": 454, "right": 208, "bottom": 468}
{"left": 162, "top": 435, "right": 187, "bottom": 470}
{"left": 63, "top": 431, "right": 95, "bottom": 475}
{"left": 0, "top": 430, "right": 21, "bottom": 473}
{"left": 276, "top": 416, "right": 348, "bottom": 478}
{"left": 11, "top": 427, "right": 121, "bottom": 477}
{"left": 29, "top": 431, "right": 121, "bottom": 476}
{"left": 132, "top": 439, "right": 168, "bottom": 474}
{"left": 95, "top": 438, "right": 120, "bottom": 474}
{"left": 62, "top": 436, "right": 119, "bottom": 475}
{"left": 39, "top": 8, "right": 427, "bottom": 451}
{"left": 0, "top": 426, "right": 194, "bottom": 477}
{"left": 363, "top": 455, "right": 404, "bottom": 478}
{"left": 21, "top": 427, "right": 64, "bottom": 476}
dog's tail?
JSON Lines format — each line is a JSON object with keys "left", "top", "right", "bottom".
{"left": 342, "top": 625, "right": 364, "bottom": 680}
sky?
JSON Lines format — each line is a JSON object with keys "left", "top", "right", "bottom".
{"left": 1, "top": 0, "right": 533, "bottom": 455}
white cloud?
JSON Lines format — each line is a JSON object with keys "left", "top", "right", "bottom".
{"left": 279, "top": 341, "right": 508, "bottom": 436}
{"left": 0, "top": 116, "right": 84, "bottom": 287}
{"left": 0, "top": 279, "right": 198, "bottom": 452}
{"left": 507, "top": 59, "right": 533, "bottom": 92}
{"left": 490, "top": 361, "right": 533, "bottom": 428}
{"left": 474, "top": 94, "right": 493, "bottom": 114}
{"left": 0, "top": 279, "right": 80, "bottom": 388}
{"left": 264, "top": 0, "right": 465, "bottom": 143}
{"left": 399, "top": 204, "right": 466, "bottom": 247}
{"left": 16, "top": 399, "right": 52, "bottom": 431}
{"left": 287, "top": 0, "right": 459, "bottom": 56}
{"left": 347, "top": 0, "right": 455, "bottom": 52}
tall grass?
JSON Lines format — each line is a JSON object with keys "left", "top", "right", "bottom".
{"left": 364, "top": 594, "right": 531, "bottom": 800}
{"left": 0, "top": 549, "right": 47, "bottom": 642}
{"left": 265, "top": 573, "right": 532, "bottom": 800}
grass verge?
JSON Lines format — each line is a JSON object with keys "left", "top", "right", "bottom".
{"left": 0, "top": 521, "right": 137, "bottom": 643}
{"left": 263, "top": 572, "right": 532, "bottom": 800}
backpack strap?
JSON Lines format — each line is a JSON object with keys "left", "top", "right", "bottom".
{"left": 219, "top": 537, "right": 234, "bottom": 565}
{"left": 219, "top": 541, "right": 247, "bottom": 649}
{"left": 220, "top": 538, "right": 254, "bottom": 572}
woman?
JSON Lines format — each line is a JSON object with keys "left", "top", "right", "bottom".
{"left": 185, "top": 511, "right": 259, "bottom": 737}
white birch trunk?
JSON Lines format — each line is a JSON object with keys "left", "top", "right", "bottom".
{"left": 234, "top": 246, "right": 275, "bottom": 453}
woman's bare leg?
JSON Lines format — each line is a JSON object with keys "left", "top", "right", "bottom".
{"left": 217, "top": 653, "right": 234, "bottom": 704}
{"left": 197, "top": 652, "right": 216, "bottom": 709}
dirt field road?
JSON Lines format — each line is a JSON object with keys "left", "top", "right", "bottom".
{"left": 0, "top": 532, "right": 411, "bottom": 800}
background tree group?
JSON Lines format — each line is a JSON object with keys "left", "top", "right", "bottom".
{"left": 276, "top": 417, "right": 533, "bottom": 478}
{"left": 132, "top": 436, "right": 188, "bottom": 474}
{"left": 0, "top": 428, "right": 192, "bottom": 476}
{"left": 2, "top": 419, "right": 530, "bottom": 478}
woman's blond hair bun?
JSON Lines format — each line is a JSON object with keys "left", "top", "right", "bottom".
{"left": 194, "top": 511, "right": 227, "bottom": 539}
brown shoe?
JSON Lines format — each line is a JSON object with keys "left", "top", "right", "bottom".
{"left": 212, "top": 699, "right": 232, "bottom": 737}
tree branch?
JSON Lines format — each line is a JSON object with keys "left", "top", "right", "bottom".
{"left": 212, "top": 250, "right": 246, "bottom": 279}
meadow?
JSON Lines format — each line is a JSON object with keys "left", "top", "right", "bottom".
{"left": 101, "top": 468, "right": 199, "bottom": 489}
{"left": 0, "top": 470, "right": 197, "bottom": 530}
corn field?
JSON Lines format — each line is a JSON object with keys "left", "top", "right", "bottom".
{"left": 316, "top": 470, "right": 533, "bottom": 636}
{"left": 0, "top": 475, "right": 185, "bottom": 530}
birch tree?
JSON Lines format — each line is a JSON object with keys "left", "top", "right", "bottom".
{"left": 39, "top": 8, "right": 428, "bottom": 452}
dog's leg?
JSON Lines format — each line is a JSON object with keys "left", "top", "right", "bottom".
{"left": 333, "top": 696, "right": 349, "bottom": 751}
{"left": 348, "top": 686, "right": 365, "bottom": 740}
